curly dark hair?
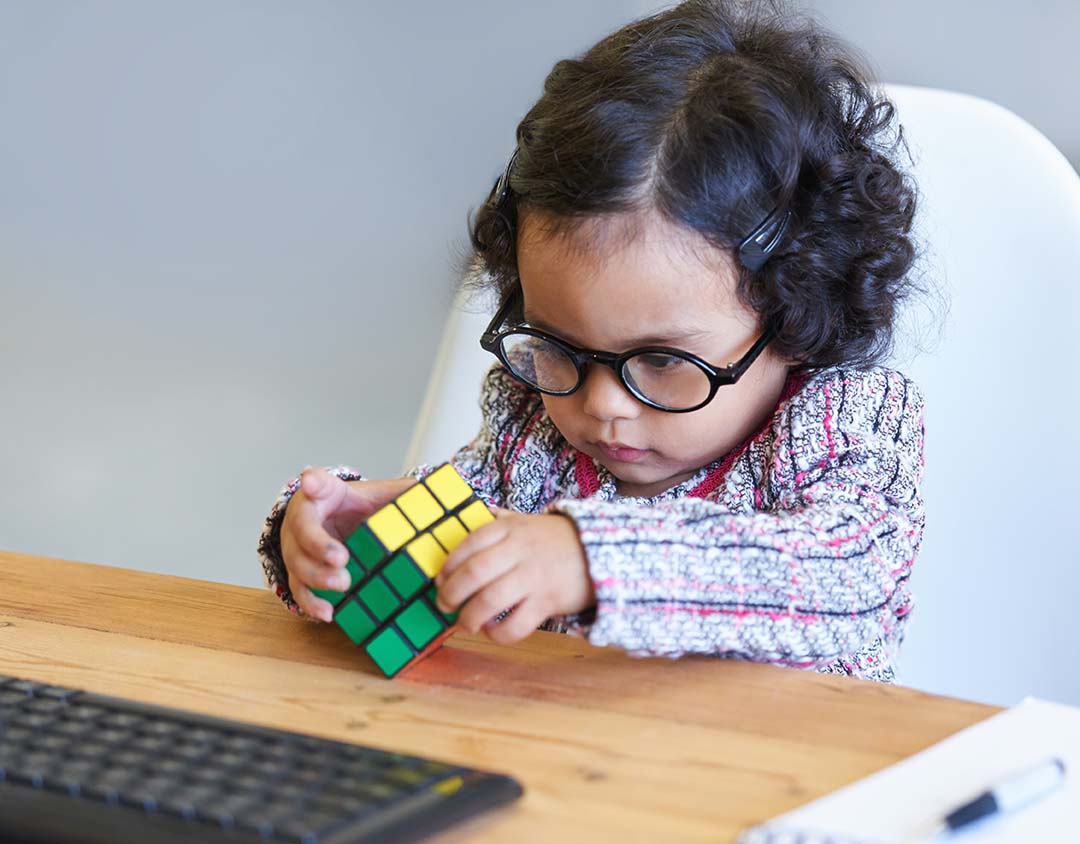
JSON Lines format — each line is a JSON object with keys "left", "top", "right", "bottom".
{"left": 461, "top": 0, "right": 921, "bottom": 369}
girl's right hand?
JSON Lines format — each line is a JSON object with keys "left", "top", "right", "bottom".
{"left": 281, "top": 468, "right": 416, "bottom": 621}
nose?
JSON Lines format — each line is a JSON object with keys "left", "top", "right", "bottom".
{"left": 579, "top": 362, "right": 640, "bottom": 422}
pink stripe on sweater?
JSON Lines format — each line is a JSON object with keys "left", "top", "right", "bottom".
{"left": 615, "top": 602, "right": 827, "bottom": 624}
{"left": 593, "top": 575, "right": 798, "bottom": 599}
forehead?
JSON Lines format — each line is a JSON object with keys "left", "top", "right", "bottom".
{"left": 515, "top": 207, "right": 746, "bottom": 344}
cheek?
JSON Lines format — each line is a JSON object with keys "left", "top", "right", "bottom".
{"left": 540, "top": 395, "right": 581, "bottom": 439}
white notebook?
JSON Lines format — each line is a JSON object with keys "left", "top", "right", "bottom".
{"left": 739, "top": 698, "right": 1079, "bottom": 844}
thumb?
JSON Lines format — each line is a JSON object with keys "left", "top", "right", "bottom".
{"left": 299, "top": 467, "right": 340, "bottom": 502}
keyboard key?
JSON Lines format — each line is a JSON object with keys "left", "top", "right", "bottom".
{"left": 275, "top": 809, "right": 351, "bottom": 843}
{"left": 22, "top": 697, "right": 68, "bottom": 715}
{"left": 118, "top": 777, "right": 175, "bottom": 811}
{"left": 94, "top": 727, "right": 132, "bottom": 744}
{"left": 101, "top": 712, "right": 145, "bottom": 731}
{"left": 52, "top": 719, "right": 98, "bottom": 738}
{"left": 37, "top": 685, "right": 79, "bottom": 701}
{"left": 6, "top": 680, "right": 41, "bottom": 695}
{"left": 142, "top": 719, "right": 182, "bottom": 737}
{"left": 9, "top": 711, "right": 55, "bottom": 730}
{"left": 189, "top": 765, "right": 230, "bottom": 786}
{"left": 30, "top": 734, "right": 71, "bottom": 753}
{"left": 83, "top": 768, "right": 137, "bottom": 802}
{"left": 65, "top": 704, "right": 105, "bottom": 721}
{"left": 130, "top": 733, "right": 174, "bottom": 754}
{"left": 264, "top": 780, "right": 310, "bottom": 803}
{"left": 157, "top": 784, "right": 222, "bottom": 819}
{"left": 43, "top": 761, "right": 98, "bottom": 796}
{"left": 195, "top": 793, "right": 262, "bottom": 828}
{"left": 0, "top": 690, "right": 29, "bottom": 706}
{"left": 110, "top": 749, "right": 149, "bottom": 769}
{"left": 174, "top": 741, "right": 209, "bottom": 761}
{"left": 8, "top": 753, "right": 53, "bottom": 787}
{"left": 233, "top": 803, "right": 306, "bottom": 838}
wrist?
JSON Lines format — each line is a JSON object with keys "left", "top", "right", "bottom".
{"left": 551, "top": 513, "right": 595, "bottom": 613}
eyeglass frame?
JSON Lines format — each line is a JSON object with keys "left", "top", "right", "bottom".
{"left": 479, "top": 288, "right": 778, "bottom": 413}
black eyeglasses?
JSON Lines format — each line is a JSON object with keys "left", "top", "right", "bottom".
{"left": 479, "top": 289, "right": 777, "bottom": 413}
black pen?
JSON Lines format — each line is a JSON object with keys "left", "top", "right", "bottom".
{"left": 926, "top": 757, "right": 1067, "bottom": 839}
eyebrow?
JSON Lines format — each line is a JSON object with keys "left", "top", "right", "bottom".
{"left": 522, "top": 310, "right": 713, "bottom": 349}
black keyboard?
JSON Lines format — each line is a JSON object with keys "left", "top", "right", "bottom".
{"left": 0, "top": 673, "right": 522, "bottom": 844}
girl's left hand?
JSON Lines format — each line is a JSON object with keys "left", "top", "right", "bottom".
{"left": 433, "top": 510, "right": 595, "bottom": 644}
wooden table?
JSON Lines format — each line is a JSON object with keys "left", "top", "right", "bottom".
{"left": 1, "top": 550, "right": 999, "bottom": 842}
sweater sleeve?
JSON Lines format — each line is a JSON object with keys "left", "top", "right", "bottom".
{"left": 548, "top": 368, "right": 925, "bottom": 666}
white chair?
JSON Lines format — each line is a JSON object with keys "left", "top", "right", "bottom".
{"left": 883, "top": 84, "right": 1080, "bottom": 707}
{"left": 403, "top": 84, "right": 1080, "bottom": 707}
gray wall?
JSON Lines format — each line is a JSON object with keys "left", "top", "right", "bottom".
{"left": 804, "top": 0, "right": 1080, "bottom": 172}
{"left": 2, "top": 3, "right": 1077, "bottom": 704}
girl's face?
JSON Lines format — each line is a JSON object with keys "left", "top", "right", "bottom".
{"left": 516, "top": 208, "right": 791, "bottom": 499}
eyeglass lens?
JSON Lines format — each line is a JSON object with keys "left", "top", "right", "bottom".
{"left": 498, "top": 333, "right": 713, "bottom": 410}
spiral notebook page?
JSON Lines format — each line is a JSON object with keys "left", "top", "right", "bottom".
{"left": 739, "top": 698, "right": 1079, "bottom": 844}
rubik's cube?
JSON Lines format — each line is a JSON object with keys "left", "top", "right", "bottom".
{"left": 311, "top": 463, "right": 494, "bottom": 677}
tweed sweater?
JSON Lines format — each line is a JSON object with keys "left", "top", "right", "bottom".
{"left": 258, "top": 363, "right": 925, "bottom": 683}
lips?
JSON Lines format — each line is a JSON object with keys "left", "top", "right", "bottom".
{"left": 594, "top": 441, "right": 649, "bottom": 462}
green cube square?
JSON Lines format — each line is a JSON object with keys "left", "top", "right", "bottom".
{"left": 427, "top": 584, "right": 458, "bottom": 624}
{"left": 358, "top": 576, "right": 399, "bottom": 622}
{"left": 345, "top": 526, "right": 385, "bottom": 570}
{"left": 397, "top": 600, "right": 446, "bottom": 649}
{"left": 365, "top": 627, "right": 415, "bottom": 677}
{"left": 335, "top": 599, "right": 378, "bottom": 645}
{"left": 384, "top": 553, "right": 427, "bottom": 600}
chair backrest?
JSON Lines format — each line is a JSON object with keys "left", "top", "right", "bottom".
{"left": 402, "top": 291, "right": 492, "bottom": 473}
{"left": 404, "top": 84, "right": 1080, "bottom": 707}
{"left": 882, "top": 84, "right": 1080, "bottom": 706}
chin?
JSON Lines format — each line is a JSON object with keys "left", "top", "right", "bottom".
{"left": 603, "top": 462, "right": 664, "bottom": 487}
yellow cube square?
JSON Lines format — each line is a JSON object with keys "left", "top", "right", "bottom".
{"left": 366, "top": 503, "right": 415, "bottom": 552}
{"left": 458, "top": 499, "right": 495, "bottom": 531}
{"left": 406, "top": 533, "right": 448, "bottom": 578}
{"left": 425, "top": 464, "right": 473, "bottom": 509}
{"left": 432, "top": 515, "right": 469, "bottom": 553}
{"left": 396, "top": 483, "right": 444, "bottom": 530}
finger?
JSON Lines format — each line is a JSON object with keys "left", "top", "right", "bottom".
{"left": 282, "top": 532, "right": 353, "bottom": 594}
{"left": 454, "top": 570, "right": 526, "bottom": 635}
{"left": 293, "top": 470, "right": 352, "bottom": 561}
{"left": 290, "top": 510, "right": 350, "bottom": 568}
{"left": 483, "top": 598, "right": 546, "bottom": 645}
{"left": 436, "top": 520, "right": 509, "bottom": 587}
{"left": 290, "top": 580, "right": 335, "bottom": 623}
{"left": 282, "top": 518, "right": 350, "bottom": 587}
{"left": 285, "top": 553, "right": 351, "bottom": 602}
{"left": 436, "top": 542, "right": 517, "bottom": 614}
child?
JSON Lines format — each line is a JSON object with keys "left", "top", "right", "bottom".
{"left": 258, "top": 0, "right": 924, "bottom": 683}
